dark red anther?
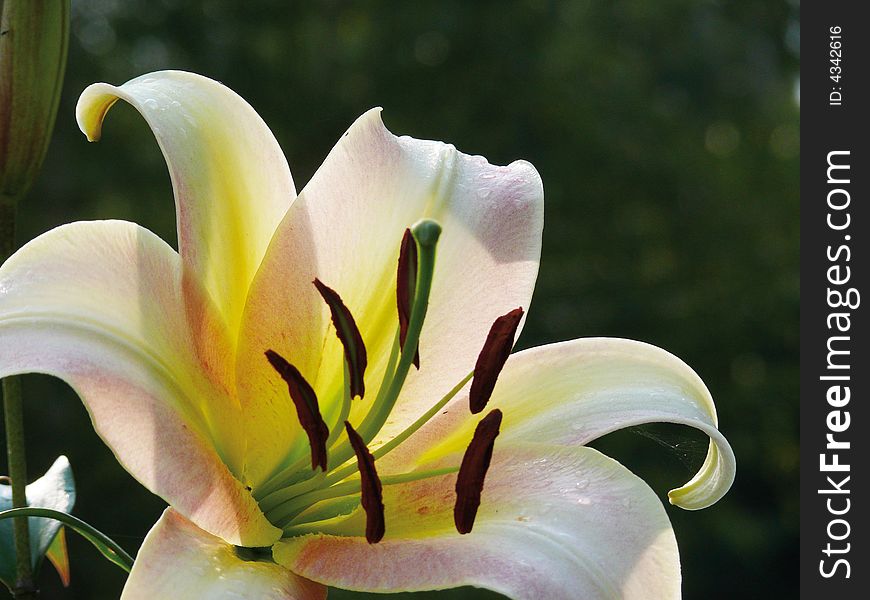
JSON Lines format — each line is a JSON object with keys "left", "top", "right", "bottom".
{"left": 313, "top": 278, "right": 368, "bottom": 399}
{"left": 469, "top": 308, "right": 524, "bottom": 414}
{"left": 454, "top": 409, "right": 502, "bottom": 535}
{"left": 396, "top": 228, "right": 420, "bottom": 369}
{"left": 265, "top": 350, "right": 330, "bottom": 471}
{"left": 344, "top": 421, "right": 385, "bottom": 543}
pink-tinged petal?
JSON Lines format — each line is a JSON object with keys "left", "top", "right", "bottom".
{"left": 274, "top": 444, "right": 679, "bottom": 600}
{"left": 237, "top": 109, "right": 542, "bottom": 486}
{"left": 390, "top": 338, "right": 735, "bottom": 511}
{"left": 122, "top": 509, "right": 325, "bottom": 600}
{"left": 76, "top": 70, "right": 295, "bottom": 338}
{"left": 0, "top": 221, "right": 279, "bottom": 546}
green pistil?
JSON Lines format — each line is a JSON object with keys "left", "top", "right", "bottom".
{"left": 272, "top": 466, "right": 458, "bottom": 531}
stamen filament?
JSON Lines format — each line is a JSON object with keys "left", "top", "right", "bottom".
{"left": 374, "top": 371, "right": 473, "bottom": 460}
{"left": 260, "top": 346, "right": 466, "bottom": 511}
{"left": 253, "top": 465, "right": 318, "bottom": 501}
{"left": 272, "top": 466, "right": 459, "bottom": 531}
{"left": 259, "top": 471, "right": 326, "bottom": 514}
{"left": 325, "top": 362, "right": 353, "bottom": 449}
{"left": 287, "top": 495, "right": 362, "bottom": 527}
{"left": 321, "top": 370, "right": 473, "bottom": 487}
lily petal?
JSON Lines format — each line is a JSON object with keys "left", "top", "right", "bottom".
{"left": 238, "top": 109, "right": 542, "bottom": 485}
{"left": 76, "top": 70, "right": 295, "bottom": 337}
{"left": 274, "top": 444, "right": 679, "bottom": 599}
{"left": 0, "top": 221, "right": 279, "bottom": 546}
{"left": 392, "top": 338, "right": 735, "bottom": 510}
{"left": 122, "top": 509, "right": 326, "bottom": 600}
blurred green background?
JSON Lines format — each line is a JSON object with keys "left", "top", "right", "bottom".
{"left": 2, "top": 0, "right": 798, "bottom": 597}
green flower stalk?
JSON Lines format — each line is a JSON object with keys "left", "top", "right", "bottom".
{"left": 0, "top": 2, "right": 69, "bottom": 598}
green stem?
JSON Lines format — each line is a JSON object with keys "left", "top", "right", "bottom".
{"left": 2, "top": 378, "right": 31, "bottom": 597}
{"left": 1, "top": 195, "right": 34, "bottom": 599}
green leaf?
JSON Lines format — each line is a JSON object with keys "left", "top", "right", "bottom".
{"left": 0, "top": 456, "right": 75, "bottom": 591}
{"left": 0, "top": 507, "right": 133, "bottom": 573}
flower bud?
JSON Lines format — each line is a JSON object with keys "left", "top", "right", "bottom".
{"left": 0, "top": 1, "right": 70, "bottom": 205}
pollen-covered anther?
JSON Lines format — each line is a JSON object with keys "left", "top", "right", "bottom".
{"left": 454, "top": 408, "right": 503, "bottom": 534}
{"left": 396, "top": 228, "right": 420, "bottom": 369}
{"left": 344, "top": 421, "right": 385, "bottom": 543}
{"left": 314, "top": 278, "right": 368, "bottom": 399}
{"left": 265, "top": 350, "right": 330, "bottom": 471}
{"left": 469, "top": 308, "right": 524, "bottom": 414}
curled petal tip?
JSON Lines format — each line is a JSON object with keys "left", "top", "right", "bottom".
{"left": 666, "top": 438, "right": 736, "bottom": 510}
{"left": 75, "top": 83, "right": 121, "bottom": 142}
